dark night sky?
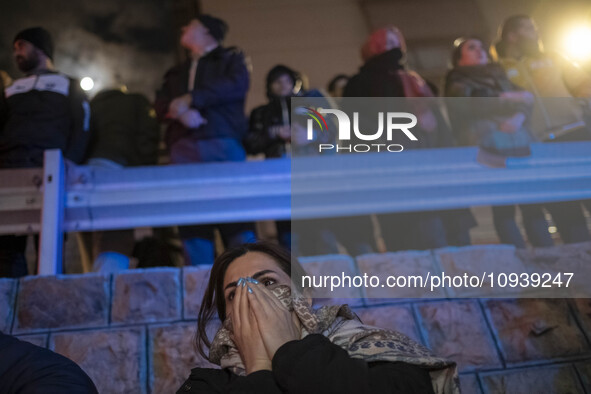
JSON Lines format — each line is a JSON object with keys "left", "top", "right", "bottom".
{"left": 0, "top": 0, "right": 177, "bottom": 99}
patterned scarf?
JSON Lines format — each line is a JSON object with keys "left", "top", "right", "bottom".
{"left": 209, "top": 285, "right": 460, "bottom": 394}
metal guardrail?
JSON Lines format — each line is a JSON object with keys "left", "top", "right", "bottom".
{"left": 1, "top": 142, "right": 590, "bottom": 275}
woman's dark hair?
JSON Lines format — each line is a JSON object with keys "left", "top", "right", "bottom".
{"left": 494, "top": 14, "right": 531, "bottom": 58}
{"left": 451, "top": 36, "right": 487, "bottom": 67}
{"left": 195, "top": 241, "right": 308, "bottom": 360}
{"left": 265, "top": 64, "right": 302, "bottom": 98}
{"left": 327, "top": 74, "right": 349, "bottom": 93}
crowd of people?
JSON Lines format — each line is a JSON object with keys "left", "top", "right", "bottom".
{"left": 2, "top": 11, "right": 591, "bottom": 394}
{"left": 1, "top": 14, "right": 591, "bottom": 278}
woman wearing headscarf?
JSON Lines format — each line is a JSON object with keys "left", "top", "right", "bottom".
{"left": 444, "top": 37, "right": 553, "bottom": 247}
{"left": 177, "top": 242, "right": 460, "bottom": 393}
{"left": 345, "top": 26, "right": 475, "bottom": 250}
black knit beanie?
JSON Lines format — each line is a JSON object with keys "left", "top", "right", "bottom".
{"left": 196, "top": 15, "right": 228, "bottom": 43}
{"left": 13, "top": 27, "right": 54, "bottom": 60}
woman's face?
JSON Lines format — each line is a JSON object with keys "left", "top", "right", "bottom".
{"left": 222, "top": 252, "right": 292, "bottom": 317}
{"left": 270, "top": 74, "right": 295, "bottom": 97}
{"left": 459, "top": 39, "right": 488, "bottom": 66}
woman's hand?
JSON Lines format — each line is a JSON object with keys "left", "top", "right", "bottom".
{"left": 246, "top": 279, "right": 301, "bottom": 360}
{"left": 231, "top": 278, "right": 272, "bottom": 374}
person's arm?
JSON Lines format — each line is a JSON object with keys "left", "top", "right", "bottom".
{"left": 65, "top": 79, "right": 91, "bottom": 164}
{"left": 191, "top": 49, "right": 249, "bottom": 109}
{"left": 272, "top": 334, "right": 434, "bottom": 394}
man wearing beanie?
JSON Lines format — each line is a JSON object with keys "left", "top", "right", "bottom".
{"left": 0, "top": 27, "right": 91, "bottom": 277}
{"left": 155, "top": 15, "right": 256, "bottom": 266}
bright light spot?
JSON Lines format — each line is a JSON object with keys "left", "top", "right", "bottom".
{"left": 563, "top": 26, "right": 591, "bottom": 61}
{"left": 548, "top": 226, "right": 557, "bottom": 234}
{"left": 80, "top": 77, "right": 94, "bottom": 91}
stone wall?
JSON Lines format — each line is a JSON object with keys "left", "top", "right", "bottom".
{"left": 2, "top": 243, "right": 591, "bottom": 393}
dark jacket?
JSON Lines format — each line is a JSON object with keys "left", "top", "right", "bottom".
{"left": 343, "top": 48, "right": 454, "bottom": 150}
{"left": 0, "top": 332, "right": 98, "bottom": 394}
{"left": 154, "top": 46, "right": 249, "bottom": 149}
{"left": 177, "top": 334, "right": 435, "bottom": 394}
{"left": 244, "top": 97, "right": 291, "bottom": 158}
{"left": 244, "top": 89, "right": 328, "bottom": 158}
{"left": 0, "top": 71, "right": 90, "bottom": 168}
{"left": 444, "top": 63, "right": 534, "bottom": 156}
{"left": 344, "top": 49, "right": 406, "bottom": 98}
{"left": 87, "top": 89, "right": 160, "bottom": 166}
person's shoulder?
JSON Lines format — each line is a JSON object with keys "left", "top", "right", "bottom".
{"left": 0, "top": 333, "right": 98, "bottom": 393}
{"left": 221, "top": 45, "right": 245, "bottom": 56}
{"left": 250, "top": 103, "right": 269, "bottom": 115}
{"left": 215, "top": 46, "right": 247, "bottom": 62}
{"left": 176, "top": 367, "right": 230, "bottom": 392}
{"left": 163, "top": 62, "right": 190, "bottom": 79}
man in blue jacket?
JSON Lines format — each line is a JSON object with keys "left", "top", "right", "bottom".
{"left": 155, "top": 15, "right": 256, "bottom": 265}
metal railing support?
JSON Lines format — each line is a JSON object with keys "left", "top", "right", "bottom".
{"left": 38, "top": 150, "right": 66, "bottom": 275}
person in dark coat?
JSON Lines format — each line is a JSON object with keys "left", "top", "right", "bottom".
{"left": 87, "top": 87, "right": 160, "bottom": 167}
{"left": 154, "top": 15, "right": 256, "bottom": 266}
{"left": 444, "top": 37, "right": 553, "bottom": 248}
{"left": 0, "top": 27, "right": 90, "bottom": 278}
{"left": 244, "top": 65, "right": 301, "bottom": 159}
{"left": 0, "top": 332, "right": 98, "bottom": 394}
{"left": 243, "top": 65, "right": 339, "bottom": 254}
{"left": 177, "top": 242, "right": 459, "bottom": 394}
{"left": 344, "top": 26, "right": 475, "bottom": 250}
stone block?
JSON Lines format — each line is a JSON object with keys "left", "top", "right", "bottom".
{"left": 111, "top": 268, "right": 181, "bottom": 324}
{"left": 517, "top": 242, "right": 591, "bottom": 298}
{"left": 416, "top": 300, "right": 501, "bottom": 372}
{"left": 480, "top": 365, "right": 584, "bottom": 394}
{"left": 51, "top": 327, "right": 146, "bottom": 394}
{"left": 571, "top": 298, "right": 591, "bottom": 341}
{"left": 434, "top": 245, "right": 531, "bottom": 297}
{"left": 0, "top": 278, "right": 16, "bottom": 333}
{"left": 183, "top": 266, "right": 210, "bottom": 320}
{"left": 14, "top": 274, "right": 109, "bottom": 334}
{"left": 149, "top": 323, "right": 218, "bottom": 393}
{"left": 354, "top": 304, "right": 421, "bottom": 343}
{"left": 484, "top": 299, "right": 589, "bottom": 364}
{"left": 299, "top": 254, "right": 363, "bottom": 305}
{"left": 459, "top": 374, "right": 482, "bottom": 394}
{"left": 356, "top": 251, "right": 444, "bottom": 300}
{"left": 15, "top": 334, "right": 47, "bottom": 347}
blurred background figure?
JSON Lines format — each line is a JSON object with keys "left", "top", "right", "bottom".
{"left": 445, "top": 37, "right": 552, "bottom": 248}
{"left": 0, "top": 27, "right": 90, "bottom": 278}
{"left": 154, "top": 15, "right": 256, "bottom": 266}
{"left": 78, "top": 78, "right": 161, "bottom": 274}
{"left": 344, "top": 26, "right": 475, "bottom": 252}
{"left": 493, "top": 15, "right": 591, "bottom": 244}
{"left": 244, "top": 64, "right": 339, "bottom": 255}
{"left": 326, "top": 73, "right": 349, "bottom": 99}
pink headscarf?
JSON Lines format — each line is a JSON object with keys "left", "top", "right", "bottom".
{"left": 361, "top": 26, "right": 407, "bottom": 62}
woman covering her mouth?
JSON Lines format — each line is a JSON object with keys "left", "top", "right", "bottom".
{"left": 177, "top": 241, "right": 459, "bottom": 393}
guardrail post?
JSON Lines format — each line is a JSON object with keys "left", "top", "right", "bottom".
{"left": 38, "top": 149, "right": 65, "bottom": 275}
